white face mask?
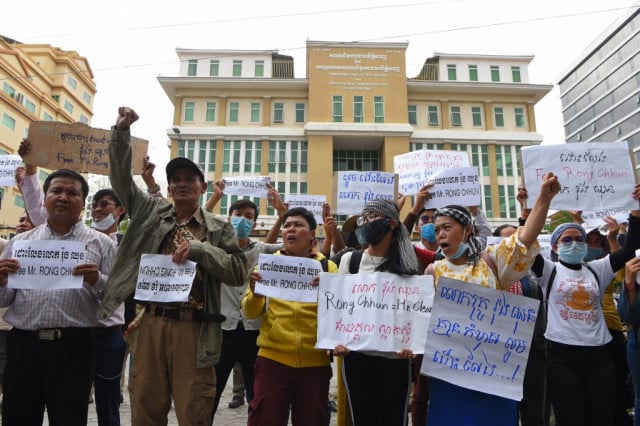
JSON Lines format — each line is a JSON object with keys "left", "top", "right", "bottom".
{"left": 91, "top": 213, "right": 116, "bottom": 231}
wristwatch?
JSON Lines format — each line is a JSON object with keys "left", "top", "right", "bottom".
{"left": 147, "top": 184, "right": 161, "bottom": 194}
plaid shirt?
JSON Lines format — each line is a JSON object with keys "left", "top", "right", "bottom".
{"left": 0, "top": 221, "right": 116, "bottom": 330}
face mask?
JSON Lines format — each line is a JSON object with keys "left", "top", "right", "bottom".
{"left": 355, "top": 229, "right": 368, "bottom": 247}
{"left": 421, "top": 223, "right": 436, "bottom": 243}
{"left": 359, "top": 218, "right": 392, "bottom": 246}
{"left": 558, "top": 241, "right": 588, "bottom": 264}
{"left": 448, "top": 242, "right": 468, "bottom": 260}
{"left": 231, "top": 216, "right": 253, "bottom": 239}
{"left": 585, "top": 247, "right": 603, "bottom": 261}
{"left": 92, "top": 213, "right": 116, "bottom": 231}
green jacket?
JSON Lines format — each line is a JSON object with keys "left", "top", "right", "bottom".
{"left": 101, "top": 127, "right": 248, "bottom": 368}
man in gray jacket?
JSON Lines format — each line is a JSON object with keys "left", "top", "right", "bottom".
{"left": 101, "top": 106, "right": 247, "bottom": 425}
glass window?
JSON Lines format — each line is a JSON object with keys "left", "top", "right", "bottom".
{"left": 490, "top": 65, "right": 500, "bottom": 82}
{"left": 52, "top": 94, "right": 59, "bottom": 103}
{"left": 2, "top": 82, "right": 15, "bottom": 98}
{"left": 447, "top": 64, "right": 457, "bottom": 81}
{"left": 494, "top": 107, "right": 504, "bottom": 127}
{"left": 82, "top": 92, "right": 92, "bottom": 104}
{"left": 229, "top": 102, "right": 239, "bottom": 122}
{"left": 514, "top": 107, "right": 525, "bottom": 128}
{"left": 484, "top": 185, "right": 493, "bottom": 217}
{"left": 38, "top": 169, "right": 49, "bottom": 181}
{"left": 353, "top": 96, "right": 364, "bottom": 122}
{"left": 205, "top": 102, "right": 216, "bottom": 122}
{"left": 64, "top": 100, "right": 73, "bottom": 114}
{"left": 511, "top": 66, "right": 521, "bottom": 83}
{"left": 209, "top": 60, "right": 219, "bottom": 76}
{"left": 471, "top": 106, "right": 482, "bottom": 126}
{"left": 333, "top": 149, "right": 379, "bottom": 171}
{"left": 255, "top": 60, "right": 264, "bottom": 77}
{"left": 79, "top": 114, "right": 89, "bottom": 124}
{"left": 43, "top": 112, "right": 53, "bottom": 121}
{"left": 295, "top": 103, "right": 305, "bottom": 123}
{"left": 408, "top": 105, "right": 417, "bottom": 125}
{"left": 428, "top": 105, "right": 439, "bottom": 126}
{"left": 250, "top": 102, "right": 261, "bottom": 123}
{"left": 374, "top": 96, "right": 384, "bottom": 123}
{"left": 273, "top": 102, "right": 284, "bottom": 123}
{"left": 332, "top": 96, "right": 343, "bottom": 122}
{"left": 450, "top": 106, "right": 462, "bottom": 126}
{"left": 184, "top": 101, "right": 195, "bottom": 122}
{"left": 187, "top": 59, "right": 197, "bottom": 76}
{"left": 232, "top": 60, "right": 242, "bottom": 76}
{"left": 67, "top": 76, "right": 77, "bottom": 90}
{"left": 14, "top": 194, "right": 24, "bottom": 208}
{"left": 468, "top": 65, "right": 478, "bottom": 81}
{"left": 2, "top": 113, "right": 15, "bottom": 130}
{"left": 207, "top": 140, "right": 217, "bottom": 172}
{"left": 24, "top": 99, "right": 36, "bottom": 114}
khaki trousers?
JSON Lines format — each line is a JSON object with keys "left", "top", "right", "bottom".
{"left": 130, "top": 313, "right": 216, "bottom": 425}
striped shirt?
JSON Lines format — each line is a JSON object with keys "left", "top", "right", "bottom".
{"left": 0, "top": 221, "right": 116, "bottom": 330}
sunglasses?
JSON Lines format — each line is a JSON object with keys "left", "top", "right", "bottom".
{"left": 357, "top": 214, "right": 384, "bottom": 227}
{"left": 558, "top": 235, "right": 586, "bottom": 244}
{"left": 92, "top": 199, "right": 116, "bottom": 210}
{"left": 420, "top": 215, "right": 434, "bottom": 223}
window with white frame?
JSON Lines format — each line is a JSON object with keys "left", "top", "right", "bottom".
{"left": 177, "top": 139, "right": 217, "bottom": 173}
{"left": 205, "top": 102, "right": 216, "bottom": 122}
{"left": 24, "top": 99, "right": 36, "bottom": 114}
{"left": 187, "top": 59, "right": 198, "bottom": 76}
{"left": 428, "top": 105, "right": 439, "bottom": 126}
{"left": 43, "top": 111, "right": 53, "bottom": 121}
{"left": 64, "top": 100, "right": 73, "bottom": 114}
{"left": 209, "top": 60, "right": 219, "bottom": 76}
{"left": 447, "top": 64, "right": 457, "bottom": 80}
{"left": 332, "top": 96, "right": 343, "bottom": 122}
{"left": 273, "top": 102, "right": 284, "bottom": 123}
{"left": 2, "top": 82, "right": 15, "bottom": 98}
{"left": 514, "top": 107, "right": 526, "bottom": 128}
{"left": 374, "top": 96, "right": 384, "bottom": 123}
{"left": 353, "top": 96, "right": 364, "bottom": 122}
{"left": 450, "top": 106, "right": 462, "bottom": 126}
{"left": 250, "top": 102, "right": 261, "bottom": 123}
{"left": 2, "top": 113, "right": 15, "bottom": 130}
{"left": 511, "top": 66, "right": 521, "bottom": 83}
{"left": 268, "top": 140, "right": 308, "bottom": 174}
{"left": 79, "top": 114, "right": 89, "bottom": 124}
{"left": 494, "top": 107, "right": 505, "bottom": 127}
{"left": 83, "top": 92, "right": 92, "bottom": 104}
{"left": 232, "top": 60, "right": 242, "bottom": 76}
{"left": 490, "top": 65, "right": 500, "bottom": 82}
{"left": 229, "top": 102, "right": 239, "bottom": 122}
{"left": 295, "top": 103, "right": 305, "bottom": 123}
{"left": 408, "top": 105, "right": 417, "bottom": 125}
{"left": 255, "top": 60, "right": 264, "bottom": 77}
{"left": 184, "top": 101, "right": 195, "bottom": 122}
{"left": 468, "top": 65, "right": 478, "bottom": 81}
{"left": 223, "top": 140, "right": 262, "bottom": 173}
{"left": 67, "top": 76, "right": 77, "bottom": 90}
{"left": 471, "top": 106, "right": 482, "bottom": 127}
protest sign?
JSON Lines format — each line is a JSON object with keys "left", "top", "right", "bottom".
{"left": 316, "top": 272, "right": 434, "bottom": 353}
{"left": 422, "top": 276, "right": 539, "bottom": 401}
{"left": 581, "top": 209, "right": 630, "bottom": 228}
{"left": 334, "top": 171, "right": 396, "bottom": 215}
{"left": 134, "top": 254, "right": 197, "bottom": 303}
{"left": 25, "top": 121, "right": 148, "bottom": 175}
{"left": 423, "top": 166, "right": 481, "bottom": 209}
{"left": 285, "top": 194, "right": 326, "bottom": 224}
{"left": 0, "top": 155, "right": 21, "bottom": 187}
{"left": 394, "top": 149, "right": 471, "bottom": 195}
{"left": 255, "top": 254, "right": 323, "bottom": 303}
{"left": 8, "top": 240, "right": 86, "bottom": 289}
{"left": 521, "top": 141, "right": 637, "bottom": 211}
{"left": 537, "top": 234, "right": 552, "bottom": 260}
{"left": 223, "top": 176, "right": 271, "bottom": 198}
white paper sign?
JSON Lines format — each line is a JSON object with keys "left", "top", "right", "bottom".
{"left": 336, "top": 171, "right": 396, "bottom": 215}
{"left": 394, "top": 150, "right": 471, "bottom": 195}
{"left": 581, "top": 209, "right": 630, "bottom": 228}
{"left": 8, "top": 240, "right": 86, "bottom": 289}
{"left": 134, "top": 254, "right": 197, "bottom": 303}
{"left": 521, "top": 141, "right": 637, "bottom": 211}
{"left": 316, "top": 272, "right": 434, "bottom": 353}
{"left": 286, "top": 194, "right": 326, "bottom": 224}
{"left": 486, "top": 236, "right": 504, "bottom": 246}
{"left": 223, "top": 176, "right": 271, "bottom": 198}
{"left": 424, "top": 166, "right": 481, "bottom": 208}
{"left": 422, "top": 276, "right": 539, "bottom": 401}
{"left": 537, "top": 234, "right": 552, "bottom": 260}
{"left": 0, "top": 155, "right": 21, "bottom": 187}
{"left": 255, "top": 254, "right": 323, "bottom": 303}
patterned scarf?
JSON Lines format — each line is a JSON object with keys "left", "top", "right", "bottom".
{"left": 434, "top": 206, "right": 482, "bottom": 265}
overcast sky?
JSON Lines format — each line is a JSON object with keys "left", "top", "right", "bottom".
{"left": 4, "top": 0, "right": 637, "bottom": 182}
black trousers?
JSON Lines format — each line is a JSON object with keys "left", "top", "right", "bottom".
{"left": 547, "top": 341, "right": 615, "bottom": 426}
{"left": 2, "top": 328, "right": 95, "bottom": 426}
{"left": 342, "top": 351, "right": 411, "bottom": 426}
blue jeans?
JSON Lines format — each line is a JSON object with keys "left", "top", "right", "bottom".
{"left": 627, "top": 329, "right": 640, "bottom": 426}
{"left": 94, "top": 328, "right": 127, "bottom": 426}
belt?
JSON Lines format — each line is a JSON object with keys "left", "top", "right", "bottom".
{"left": 93, "top": 325, "right": 123, "bottom": 336}
{"left": 146, "top": 304, "right": 226, "bottom": 323}
{"left": 14, "top": 327, "right": 92, "bottom": 341}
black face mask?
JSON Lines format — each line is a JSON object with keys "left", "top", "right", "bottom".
{"left": 359, "top": 218, "right": 392, "bottom": 246}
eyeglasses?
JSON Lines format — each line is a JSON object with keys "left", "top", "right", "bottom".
{"left": 92, "top": 199, "right": 116, "bottom": 210}
{"left": 357, "top": 214, "right": 384, "bottom": 227}
{"left": 558, "top": 235, "right": 586, "bottom": 244}
{"left": 420, "top": 215, "right": 434, "bottom": 223}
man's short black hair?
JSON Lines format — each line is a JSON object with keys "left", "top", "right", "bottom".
{"left": 229, "top": 199, "right": 258, "bottom": 221}
{"left": 93, "top": 189, "right": 122, "bottom": 207}
{"left": 282, "top": 207, "right": 316, "bottom": 230}
{"left": 43, "top": 169, "right": 89, "bottom": 199}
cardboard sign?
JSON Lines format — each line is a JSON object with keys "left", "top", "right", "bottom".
{"left": 521, "top": 141, "right": 637, "bottom": 211}
{"left": 334, "top": 171, "right": 396, "bottom": 215}
{"left": 0, "top": 155, "right": 21, "bottom": 187}
{"left": 394, "top": 149, "right": 471, "bottom": 195}
{"left": 25, "top": 121, "right": 148, "bottom": 175}
{"left": 422, "top": 276, "right": 539, "bottom": 401}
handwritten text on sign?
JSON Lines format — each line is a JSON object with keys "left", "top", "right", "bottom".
{"left": 223, "top": 176, "right": 271, "bottom": 198}
{"left": 256, "top": 254, "right": 323, "bottom": 303}
{"left": 421, "top": 277, "right": 539, "bottom": 401}
{"left": 521, "top": 141, "right": 637, "bottom": 211}
{"left": 394, "top": 149, "right": 471, "bottom": 195}
{"left": 8, "top": 240, "right": 86, "bottom": 289}
{"left": 0, "top": 155, "right": 22, "bottom": 187}
{"left": 134, "top": 254, "right": 197, "bottom": 303}
{"left": 316, "top": 272, "right": 435, "bottom": 353}
{"left": 425, "top": 166, "right": 481, "bottom": 209}
{"left": 335, "top": 171, "right": 396, "bottom": 215}
{"left": 25, "top": 122, "right": 148, "bottom": 175}
{"left": 581, "top": 209, "right": 629, "bottom": 228}
{"left": 286, "top": 194, "right": 327, "bottom": 225}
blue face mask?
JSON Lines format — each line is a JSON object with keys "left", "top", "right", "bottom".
{"left": 585, "top": 247, "right": 603, "bottom": 261}
{"left": 421, "top": 223, "right": 436, "bottom": 243}
{"left": 230, "top": 216, "right": 253, "bottom": 239}
{"left": 558, "top": 241, "right": 588, "bottom": 264}
{"left": 448, "top": 242, "right": 468, "bottom": 260}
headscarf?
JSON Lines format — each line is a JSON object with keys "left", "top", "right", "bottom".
{"left": 434, "top": 206, "right": 482, "bottom": 265}
{"left": 362, "top": 199, "right": 420, "bottom": 275}
{"left": 550, "top": 223, "right": 586, "bottom": 246}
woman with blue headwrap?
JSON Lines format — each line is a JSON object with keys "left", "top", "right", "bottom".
{"left": 423, "top": 172, "right": 561, "bottom": 426}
